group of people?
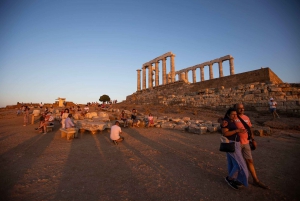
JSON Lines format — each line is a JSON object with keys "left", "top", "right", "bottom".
{"left": 119, "top": 109, "right": 154, "bottom": 128}
{"left": 35, "top": 112, "right": 54, "bottom": 134}
{"left": 221, "top": 103, "right": 269, "bottom": 190}
{"left": 111, "top": 109, "right": 155, "bottom": 144}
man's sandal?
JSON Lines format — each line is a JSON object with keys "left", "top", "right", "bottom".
{"left": 253, "top": 181, "right": 270, "bottom": 189}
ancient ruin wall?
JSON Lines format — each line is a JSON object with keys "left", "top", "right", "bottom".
{"left": 127, "top": 68, "right": 300, "bottom": 114}
{"left": 190, "top": 67, "right": 282, "bottom": 91}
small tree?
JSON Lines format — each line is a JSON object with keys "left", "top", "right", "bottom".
{"left": 99, "top": 94, "right": 111, "bottom": 103}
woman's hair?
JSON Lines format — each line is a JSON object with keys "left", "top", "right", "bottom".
{"left": 149, "top": 113, "right": 152, "bottom": 116}
{"left": 224, "top": 107, "right": 236, "bottom": 119}
{"left": 65, "top": 108, "right": 69, "bottom": 113}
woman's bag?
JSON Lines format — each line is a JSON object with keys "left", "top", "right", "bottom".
{"left": 219, "top": 142, "right": 235, "bottom": 152}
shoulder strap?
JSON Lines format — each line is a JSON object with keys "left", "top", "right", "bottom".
{"left": 237, "top": 115, "right": 251, "bottom": 140}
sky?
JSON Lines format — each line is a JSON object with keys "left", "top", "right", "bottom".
{"left": 0, "top": 0, "right": 299, "bottom": 108}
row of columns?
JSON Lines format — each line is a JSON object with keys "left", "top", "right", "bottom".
{"left": 176, "top": 57, "right": 234, "bottom": 83}
{"left": 137, "top": 54, "right": 235, "bottom": 91}
{"left": 136, "top": 54, "right": 176, "bottom": 91}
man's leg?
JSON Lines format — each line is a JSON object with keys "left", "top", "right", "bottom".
{"left": 116, "top": 137, "right": 124, "bottom": 142}
{"left": 241, "top": 144, "right": 269, "bottom": 189}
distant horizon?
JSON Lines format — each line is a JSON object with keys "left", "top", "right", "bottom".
{"left": 2, "top": 65, "right": 298, "bottom": 108}
{"left": 1, "top": 0, "right": 299, "bottom": 108}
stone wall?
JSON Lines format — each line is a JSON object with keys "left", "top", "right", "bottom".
{"left": 126, "top": 68, "right": 300, "bottom": 114}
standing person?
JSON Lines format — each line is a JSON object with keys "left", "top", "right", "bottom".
{"left": 61, "top": 108, "right": 69, "bottom": 128}
{"left": 119, "top": 110, "right": 128, "bottom": 128}
{"left": 234, "top": 103, "right": 269, "bottom": 189}
{"left": 269, "top": 98, "right": 280, "bottom": 119}
{"left": 23, "top": 106, "right": 29, "bottom": 126}
{"left": 148, "top": 113, "right": 155, "bottom": 127}
{"left": 221, "top": 108, "right": 249, "bottom": 190}
{"left": 110, "top": 121, "right": 124, "bottom": 143}
{"left": 39, "top": 102, "right": 43, "bottom": 109}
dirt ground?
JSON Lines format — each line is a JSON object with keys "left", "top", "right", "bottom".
{"left": 0, "top": 105, "right": 300, "bottom": 201}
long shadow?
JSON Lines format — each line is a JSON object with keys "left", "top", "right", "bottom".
{"left": 53, "top": 129, "right": 148, "bottom": 200}
{"left": 0, "top": 128, "right": 56, "bottom": 201}
{"left": 118, "top": 128, "right": 228, "bottom": 200}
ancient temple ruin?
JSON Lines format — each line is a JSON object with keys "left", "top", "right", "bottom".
{"left": 128, "top": 52, "right": 300, "bottom": 114}
{"left": 136, "top": 52, "right": 235, "bottom": 91}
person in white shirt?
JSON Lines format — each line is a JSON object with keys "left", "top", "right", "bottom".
{"left": 110, "top": 121, "right": 124, "bottom": 143}
{"left": 269, "top": 98, "right": 280, "bottom": 119}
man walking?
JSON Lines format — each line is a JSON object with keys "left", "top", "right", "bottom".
{"left": 269, "top": 98, "right": 280, "bottom": 119}
{"left": 235, "top": 103, "right": 269, "bottom": 189}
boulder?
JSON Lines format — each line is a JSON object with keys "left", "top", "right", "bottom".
{"left": 161, "top": 122, "right": 175, "bottom": 129}
{"left": 188, "top": 124, "right": 201, "bottom": 134}
{"left": 174, "top": 124, "right": 187, "bottom": 131}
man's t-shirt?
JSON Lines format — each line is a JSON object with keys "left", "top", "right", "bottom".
{"left": 235, "top": 114, "right": 252, "bottom": 145}
{"left": 269, "top": 101, "right": 277, "bottom": 109}
{"left": 110, "top": 125, "right": 121, "bottom": 140}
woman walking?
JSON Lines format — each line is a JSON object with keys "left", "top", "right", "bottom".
{"left": 221, "top": 107, "right": 249, "bottom": 190}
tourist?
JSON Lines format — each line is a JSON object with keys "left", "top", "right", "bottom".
{"left": 61, "top": 108, "right": 69, "bottom": 128}
{"left": 110, "top": 121, "right": 124, "bottom": 144}
{"left": 36, "top": 114, "right": 46, "bottom": 134}
{"left": 234, "top": 103, "right": 269, "bottom": 189}
{"left": 17, "top": 107, "right": 21, "bottom": 116}
{"left": 120, "top": 110, "right": 128, "bottom": 128}
{"left": 221, "top": 108, "right": 249, "bottom": 190}
{"left": 37, "top": 113, "right": 54, "bottom": 134}
{"left": 269, "top": 98, "right": 280, "bottom": 119}
{"left": 39, "top": 102, "right": 43, "bottom": 109}
{"left": 65, "top": 114, "right": 78, "bottom": 137}
{"left": 23, "top": 106, "right": 29, "bottom": 126}
{"left": 131, "top": 109, "right": 140, "bottom": 127}
{"left": 148, "top": 113, "right": 155, "bottom": 127}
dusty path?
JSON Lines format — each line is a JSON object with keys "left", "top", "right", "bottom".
{"left": 0, "top": 108, "right": 300, "bottom": 201}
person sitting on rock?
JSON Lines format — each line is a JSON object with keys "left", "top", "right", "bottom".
{"left": 65, "top": 114, "right": 78, "bottom": 138}
{"left": 148, "top": 113, "right": 155, "bottom": 127}
{"left": 131, "top": 109, "right": 140, "bottom": 127}
{"left": 120, "top": 110, "right": 128, "bottom": 128}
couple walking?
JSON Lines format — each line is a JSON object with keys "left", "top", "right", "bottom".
{"left": 221, "top": 103, "right": 269, "bottom": 190}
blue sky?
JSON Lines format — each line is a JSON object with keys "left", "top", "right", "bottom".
{"left": 0, "top": 0, "right": 299, "bottom": 107}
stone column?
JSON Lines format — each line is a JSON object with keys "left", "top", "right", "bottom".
{"left": 148, "top": 64, "right": 153, "bottom": 89}
{"left": 170, "top": 54, "right": 175, "bottom": 82}
{"left": 192, "top": 69, "right": 196, "bottom": 83}
{"left": 162, "top": 57, "right": 167, "bottom": 85}
{"left": 155, "top": 61, "right": 159, "bottom": 86}
{"left": 218, "top": 61, "right": 224, "bottom": 77}
{"left": 137, "top": 69, "right": 141, "bottom": 91}
{"left": 142, "top": 66, "right": 146, "bottom": 90}
{"left": 229, "top": 57, "right": 234, "bottom": 75}
{"left": 200, "top": 66, "right": 204, "bottom": 81}
{"left": 209, "top": 63, "right": 213, "bottom": 79}
{"left": 185, "top": 71, "right": 188, "bottom": 82}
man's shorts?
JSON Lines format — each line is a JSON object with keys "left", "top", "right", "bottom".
{"left": 240, "top": 143, "right": 253, "bottom": 160}
{"left": 269, "top": 108, "right": 276, "bottom": 113}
